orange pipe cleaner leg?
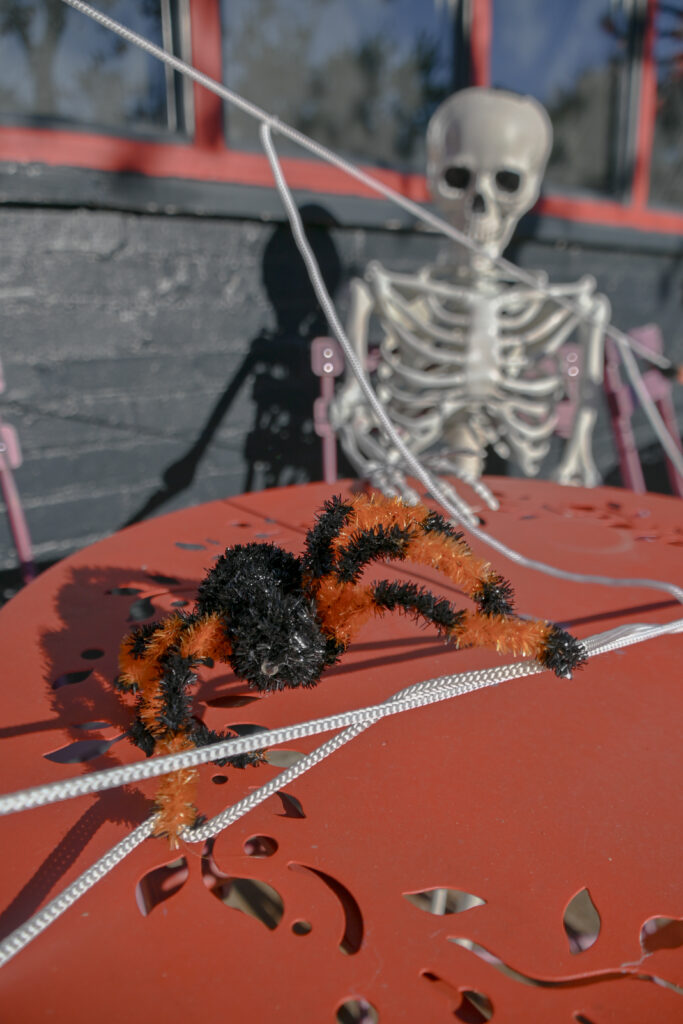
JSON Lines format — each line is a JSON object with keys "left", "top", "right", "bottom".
{"left": 116, "top": 612, "right": 238, "bottom": 842}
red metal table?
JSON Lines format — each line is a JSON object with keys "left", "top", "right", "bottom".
{"left": 0, "top": 478, "right": 681, "bottom": 1023}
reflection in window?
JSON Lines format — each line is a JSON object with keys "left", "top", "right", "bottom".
{"left": 490, "top": 0, "right": 632, "bottom": 197}
{"left": 650, "top": 0, "right": 683, "bottom": 208}
{"left": 0, "top": 0, "right": 189, "bottom": 134}
{"left": 221, "top": 0, "right": 459, "bottom": 172}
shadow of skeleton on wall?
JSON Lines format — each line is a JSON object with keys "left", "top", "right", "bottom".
{"left": 124, "top": 205, "right": 347, "bottom": 528}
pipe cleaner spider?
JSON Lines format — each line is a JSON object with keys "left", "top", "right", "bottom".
{"left": 116, "top": 493, "right": 585, "bottom": 841}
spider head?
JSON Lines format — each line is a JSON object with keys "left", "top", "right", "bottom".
{"left": 232, "top": 590, "right": 329, "bottom": 691}
{"left": 196, "top": 542, "right": 329, "bottom": 691}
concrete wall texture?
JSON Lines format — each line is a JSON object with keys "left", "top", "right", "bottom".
{"left": 0, "top": 203, "right": 681, "bottom": 574}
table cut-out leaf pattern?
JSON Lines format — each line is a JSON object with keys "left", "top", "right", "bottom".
{"left": 404, "top": 887, "right": 486, "bottom": 916}
{"left": 127, "top": 596, "right": 156, "bottom": 622}
{"left": 336, "top": 998, "right": 379, "bottom": 1024}
{"left": 421, "top": 971, "right": 493, "bottom": 1022}
{"left": 52, "top": 669, "right": 92, "bottom": 690}
{"left": 448, "top": 934, "right": 682, "bottom": 995}
{"left": 43, "top": 734, "right": 125, "bottom": 763}
{"left": 289, "top": 863, "right": 363, "bottom": 955}
{"left": 563, "top": 887, "right": 601, "bottom": 954}
{"left": 136, "top": 858, "right": 189, "bottom": 917}
{"left": 640, "top": 916, "right": 683, "bottom": 954}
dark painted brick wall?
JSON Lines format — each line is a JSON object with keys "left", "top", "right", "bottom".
{"left": 0, "top": 204, "right": 681, "bottom": 573}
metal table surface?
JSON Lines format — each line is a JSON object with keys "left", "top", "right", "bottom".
{"left": 0, "top": 478, "right": 681, "bottom": 1023}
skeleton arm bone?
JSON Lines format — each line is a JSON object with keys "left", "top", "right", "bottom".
{"left": 330, "top": 276, "right": 433, "bottom": 451}
{"left": 329, "top": 277, "right": 425, "bottom": 500}
{"left": 328, "top": 277, "right": 375, "bottom": 428}
{"left": 553, "top": 291, "right": 610, "bottom": 487}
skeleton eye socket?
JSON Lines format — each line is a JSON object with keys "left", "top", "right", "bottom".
{"left": 495, "top": 170, "right": 521, "bottom": 193}
{"left": 443, "top": 166, "right": 470, "bottom": 190}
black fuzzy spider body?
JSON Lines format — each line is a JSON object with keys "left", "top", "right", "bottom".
{"left": 196, "top": 543, "right": 333, "bottom": 691}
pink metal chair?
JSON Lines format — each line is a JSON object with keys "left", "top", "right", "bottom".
{"left": 603, "top": 324, "right": 683, "bottom": 497}
{"left": 311, "top": 328, "right": 683, "bottom": 496}
{"left": 553, "top": 342, "right": 583, "bottom": 441}
{"left": 0, "top": 358, "right": 35, "bottom": 583}
{"left": 311, "top": 337, "right": 345, "bottom": 484}
{"left": 311, "top": 337, "right": 387, "bottom": 484}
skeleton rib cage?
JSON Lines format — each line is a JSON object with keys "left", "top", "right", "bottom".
{"left": 333, "top": 261, "right": 607, "bottom": 482}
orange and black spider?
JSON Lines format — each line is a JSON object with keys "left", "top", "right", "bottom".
{"left": 116, "top": 493, "right": 585, "bottom": 840}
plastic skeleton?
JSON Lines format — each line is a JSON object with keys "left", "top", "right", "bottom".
{"left": 331, "top": 88, "right": 611, "bottom": 506}
{"left": 116, "top": 492, "right": 585, "bottom": 842}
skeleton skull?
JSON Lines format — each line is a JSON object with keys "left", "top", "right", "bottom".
{"left": 427, "top": 88, "right": 552, "bottom": 258}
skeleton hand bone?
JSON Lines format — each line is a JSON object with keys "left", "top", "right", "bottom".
{"left": 552, "top": 410, "right": 601, "bottom": 487}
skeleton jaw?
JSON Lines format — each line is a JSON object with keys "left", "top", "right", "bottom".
{"left": 462, "top": 212, "right": 511, "bottom": 260}
{"left": 463, "top": 211, "right": 497, "bottom": 248}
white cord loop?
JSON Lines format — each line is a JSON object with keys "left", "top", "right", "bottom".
{"left": 0, "top": 656, "right": 544, "bottom": 817}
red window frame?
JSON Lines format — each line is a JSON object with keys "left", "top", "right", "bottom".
{"left": 1, "top": 0, "right": 681, "bottom": 234}
{"left": 470, "top": 0, "right": 683, "bottom": 236}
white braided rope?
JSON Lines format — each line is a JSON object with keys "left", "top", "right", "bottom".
{"left": 181, "top": 655, "right": 543, "bottom": 843}
{"left": 0, "top": 816, "right": 156, "bottom": 968}
{"left": 185, "top": 720, "right": 371, "bottom": 842}
{"left": 0, "top": 618, "right": 681, "bottom": 968}
{"left": 0, "top": 657, "right": 544, "bottom": 817}
{"left": 580, "top": 617, "right": 683, "bottom": 655}
{"left": 0, "top": 660, "right": 533, "bottom": 968}
{"left": 1, "top": 619, "right": 681, "bottom": 821}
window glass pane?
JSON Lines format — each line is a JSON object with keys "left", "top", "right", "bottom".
{"left": 650, "top": 0, "right": 683, "bottom": 208}
{"left": 221, "top": 0, "right": 458, "bottom": 172}
{"left": 0, "top": 0, "right": 171, "bottom": 132}
{"left": 490, "top": 0, "right": 630, "bottom": 196}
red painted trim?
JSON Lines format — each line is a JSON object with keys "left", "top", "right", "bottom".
{"left": 538, "top": 193, "right": 683, "bottom": 235}
{"left": 2, "top": 131, "right": 682, "bottom": 234}
{"left": 470, "top": 0, "right": 492, "bottom": 87}
{"left": 188, "top": 0, "right": 223, "bottom": 149}
{"left": 0, "top": 125, "right": 430, "bottom": 201}
{"left": 632, "top": 0, "right": 658, "bottom": 207}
